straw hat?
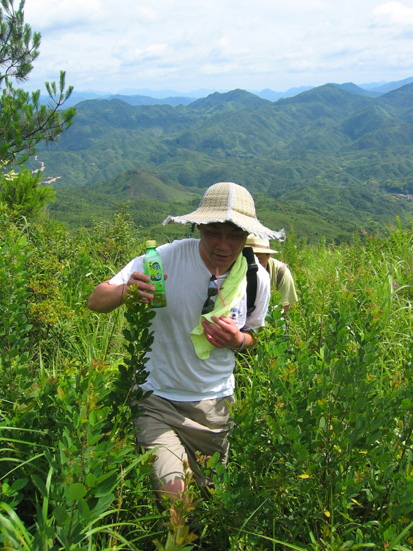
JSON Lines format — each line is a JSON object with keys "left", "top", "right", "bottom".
{"left": 162, "top": 182, "right": 285, "bottom": 240}
{"left": 245, "top": 234, "right": 279, "bottom": 254}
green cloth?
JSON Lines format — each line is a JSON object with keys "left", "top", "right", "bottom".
{"left": 190, "top": 254, "right": 248, "bottom": 359}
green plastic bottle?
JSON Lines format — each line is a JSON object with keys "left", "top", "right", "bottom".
{"left": 143, "top": 240, "right": 167, "bottom": 308}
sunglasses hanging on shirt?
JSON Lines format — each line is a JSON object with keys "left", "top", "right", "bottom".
{"left": 201, "top": 275, "right": 218, "bottom": 314}
{"left": 201, "top": 273, "right": 227, "bottom": 315}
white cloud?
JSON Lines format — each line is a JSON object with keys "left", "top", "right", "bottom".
{"left": 373, "top": 1, "right": 413, "bottom": 26}
{"left": 114, "top": 42, "right": 170, "bottom": 65}
{"left": 133, "top": 5, "right": 158, "bottom": 21}
{"left": 25, "top": 0, "right": 102, "bottom": 30}
{"left": 21, "top": 0, "right": 413, "bottom": 93}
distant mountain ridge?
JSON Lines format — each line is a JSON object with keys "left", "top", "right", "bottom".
{"left": 332, "top": 83, "right": 381, "bottom": 98}
{"left": 189, "top": 88, "right": 271, "bottom": 111}
{"left": 39, "top": 76, "right": 413, "bottom": 108}
{"left": 37, "top": 82, "right": 413, "bottom": 179}
{"left": 34, "top": 80, "right": 413, "bottom": 243}
{"left": 368, "top": 76, "right": 413, "bottom": 95}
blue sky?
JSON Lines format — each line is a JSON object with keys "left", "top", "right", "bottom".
{"left": 24, "top": 0, "right": 413, "bottom": 95}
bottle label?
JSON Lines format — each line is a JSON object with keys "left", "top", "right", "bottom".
{"left": 147, "top": 260, "right": 163, "bottom": 285}
{"left": 144, "top": 250, "right": 167, "bottom": 308}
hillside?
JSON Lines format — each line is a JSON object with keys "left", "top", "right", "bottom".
{"left": 35, "top": 83, "right": 413, "bottom": 242}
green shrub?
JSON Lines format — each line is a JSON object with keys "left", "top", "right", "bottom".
{"left": 0, "top": 166, "right": 55, "bottom": 220}
{"left": 1, "top": 202, "right": 412, "bottom": 550}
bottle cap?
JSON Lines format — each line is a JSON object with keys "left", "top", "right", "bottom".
{"left": 146, "top": 240, "right": 157, "bottom": 248}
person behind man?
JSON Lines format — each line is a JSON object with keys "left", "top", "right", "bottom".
{"left": 88, "top": 182, "right": 285, "bottom": 502}
{"left": 245, "top": 235, "right": 298, "bottom": 314}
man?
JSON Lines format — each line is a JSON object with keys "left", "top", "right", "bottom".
{"left": 88, "top": 182, "right": 285, "bottom": 501}
{"left": 245, "top": 235, "right": 298, "bottom": 313}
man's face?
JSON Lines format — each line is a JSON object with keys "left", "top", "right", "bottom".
{"left": 198, "top": 223, "right": 248, "bottom": 274}
{"left": 256, "top": 252, "right": 271, "bottom": 269}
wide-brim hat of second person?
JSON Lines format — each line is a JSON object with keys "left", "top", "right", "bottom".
{"left": 162, "top": 181, "right": 285, "bottom": 241}
{"left": 246, "top": 234, "right": 279, "bottom": 254}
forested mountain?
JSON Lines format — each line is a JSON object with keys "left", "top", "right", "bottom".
{"left": 33, "top": 82, "right": 413, "bottom": 243}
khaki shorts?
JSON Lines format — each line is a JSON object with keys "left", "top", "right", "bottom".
{"left": 133, "top": 393, "right": 235, "bottom": 489}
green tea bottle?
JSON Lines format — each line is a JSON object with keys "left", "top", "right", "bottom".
{"left": 143, "top": 240, "right": 167, "bottom": 308}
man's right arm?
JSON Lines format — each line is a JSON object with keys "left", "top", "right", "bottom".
{"left": 88, "top": 271, "right": 157, "bottom": 313}
{"left": 88, "top": 281, "right": 127, "bottom": 313}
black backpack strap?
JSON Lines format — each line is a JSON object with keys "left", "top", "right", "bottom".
{"left": 242, "top": 247, "right": 258, "bottom": 316}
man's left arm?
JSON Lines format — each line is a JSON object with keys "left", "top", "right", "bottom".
{"left": 276, "top": 267, "right": 298, "bottom": 310}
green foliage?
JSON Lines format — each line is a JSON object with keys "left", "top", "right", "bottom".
{"left": 0, "top": 361, "right": 158, "bottom": 550}
{"left": 0, "top": 217, "right": 163, "bottom": 548}
{"left": 195, "top": 221, "right": 413, "bottom": 550}
{"left": 104, "top": 286, "right": 156, "bottom": 436}
{"left": 0, "top": 165, "right": 55, "bottom": 219}
{"left": 0, "top": 202, "right": 412, "bottom": 549}
{"left": 0, "top": 0, "right": 75, "bottom": 162}
{"left": 0, "top": 224, "right": 34, "bottom": 395}
{"left": 0, "top": 0, "right": 40, "bottom": 82}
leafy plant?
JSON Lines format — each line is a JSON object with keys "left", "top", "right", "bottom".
{"left": 1, "top": 197, "right": 412, "bottom": 550}
{"left": 0, "top": 165, "right": 55, "bottom": 219}
{"left": 0, "top": 236, "right": 163, "bottom": 549}
{"left": 0, "top": 0, "right": 75, "bottom": 162}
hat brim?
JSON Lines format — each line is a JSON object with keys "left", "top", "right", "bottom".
{"left": 163, "top": 210, "right": 285, "bottom": 241}
{"left": 251, "top": 246, "right": 279, "bottom": 254}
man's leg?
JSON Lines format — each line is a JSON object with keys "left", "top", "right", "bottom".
{"left": 175, "top": 395, "right": 235, "bottom": 489}
{"left": 134, "top": 396, "right": 189, "bottom": 502}
{"left": 134, "top": 394, "right": 234, "bottom": 499}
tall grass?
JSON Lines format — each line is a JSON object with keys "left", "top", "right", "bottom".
{"left": 0, "top": 209, "right": 412, "bottom": 550}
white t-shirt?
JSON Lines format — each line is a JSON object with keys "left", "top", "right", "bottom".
{"left": 109, "top": 238, "right": 270, "bottom": 401}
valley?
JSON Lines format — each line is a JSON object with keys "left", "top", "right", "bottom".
{"left": 32, "top": 81, "right": 413, "bottom": 243}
